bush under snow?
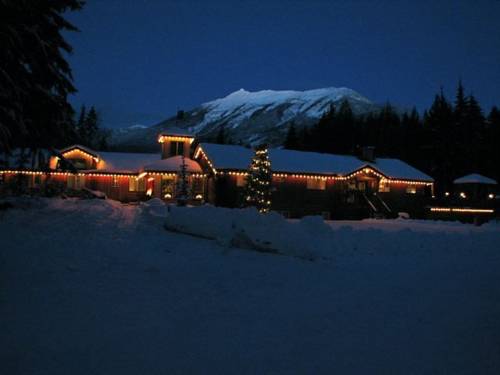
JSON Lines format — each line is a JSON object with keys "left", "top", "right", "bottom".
{"left": 164, "top": 205, "right": 334, "bottom": 259}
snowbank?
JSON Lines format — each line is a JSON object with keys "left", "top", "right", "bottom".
{"left": 165, "top": 205, "right": 500, "bottom": 260}
{"left": 164, "top": 205, "right": 334, "bottom": 259}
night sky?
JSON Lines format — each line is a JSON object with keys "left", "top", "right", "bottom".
{"left": 65, "top": 0, "right": 500, "bottom": 129}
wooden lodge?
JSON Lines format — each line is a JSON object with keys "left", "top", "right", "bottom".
{"left": 0, "top": 127, "right": 444, "bottom": 219}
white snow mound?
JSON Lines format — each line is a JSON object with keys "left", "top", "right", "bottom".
{"left": 164, "top": 205, "right": 334, "bottom": 259}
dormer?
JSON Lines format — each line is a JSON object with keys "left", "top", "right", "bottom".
{"left": 58, "top": 145, "right": 100, "bottom": 169}
{"left": 158, "top": 127, "right": 195, "bottom": 159}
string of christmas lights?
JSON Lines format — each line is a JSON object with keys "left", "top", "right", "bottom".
{"left": 244, "top": 146, "right": 272, "bottom": 213}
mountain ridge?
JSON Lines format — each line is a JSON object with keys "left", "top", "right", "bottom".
{"left": 110, "top": 87, "right": 381, "bottom": 152}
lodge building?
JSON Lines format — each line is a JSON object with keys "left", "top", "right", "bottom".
{"left": 1, "top": 128, "right": 438, "bottom": 219}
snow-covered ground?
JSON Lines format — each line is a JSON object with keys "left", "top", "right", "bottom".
{"left": 1, "top": 198, "right": 500, "bottom": 374}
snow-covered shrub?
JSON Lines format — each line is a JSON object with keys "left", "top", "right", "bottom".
{"left": 164, "top": 205, "right": 335, "bottom": 259}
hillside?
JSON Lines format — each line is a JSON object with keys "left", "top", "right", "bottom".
{"left": 110, "top": 87, "right": 380, "bottom": 152}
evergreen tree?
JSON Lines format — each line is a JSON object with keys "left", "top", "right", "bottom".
{"left": 283, "top": 123, "right": 300, "bottom": 150}
{"left": 375, "top": 103, "right": 401, "bottom": 156}
{"left": 487, "top": 107, "right": 500, "bottom": 181}
{"left": 79, "top": 106, "right": 99, "bottom": 147}
{"left": 244, "top": 145, "right": 272, "bottom": 213}
{"left": 0, "top": 0, "right": 84, "bottom": 151}
{"left": 463, "top": 93, "right": 485, "bottom": 172}
{"left": 298, "top": 125, "right": 312, "bottom": 151}
{"left": 309, "top": 106, "right": 331, "bottom": 152}
{"left": 176, "top": 155, "right": 190, "bottom": 206}
{"left": 77, "top": 105, "right": 86, "bottom": 132}
{"left": 75, "top": 105, "right": 86, "bottom": 144}
{"left": 454, "top": 79, "right": 467, "bottom": 125}
{"left": 216, "top": 125, "right": 226, "bottom": 144}
{"left": 96, "top": 128, "right": 111, "bottom": 151}
{"left": 335, "top": 100, "right": 355, "bottom": 154}
{"left": 400, "top": 107, "right": 422, "bottom": 164}
{"left": 423, "top": 90, "right": 454, "bottom": 188}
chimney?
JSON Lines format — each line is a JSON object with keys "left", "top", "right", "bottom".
{"left": 359, "top": 146, "right": 375, "bottom": 162}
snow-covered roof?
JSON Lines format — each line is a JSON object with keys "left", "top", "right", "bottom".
{"left": 368, "top": 158, "right": 433, "bottom": 181}
{"left": 269, "top": 149, "right": 360, "bottom": 175}
{"left": 95, "top": 151, "right": 159, "bottom": 174}
{"left": 198, "top": 143, "right": 433, "bottom": 181}
{"left": 60, "top": 144, "right": 99, "bottom": 158}
{"left": 159, "top": 126, "right": 194, "bottom": 137}
{"left": 454, "top": 174, "right": 497, "bottom": 185}
{"left": 143, "top": 156, "right": 202, "bottom": 173}
{"left": 198, "top": 143, "right": 254, "bottom": 170}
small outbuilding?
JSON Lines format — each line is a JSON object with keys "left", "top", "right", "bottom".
{"left": 453, "top": 174, "right": 497, "bottom": 202}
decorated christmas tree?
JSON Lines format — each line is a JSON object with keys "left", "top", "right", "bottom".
{"left": 245, "top": 145, "right": 272, "bottom": 213}
{"left": 176, "top": 155, "right": 190, "bottom": 206}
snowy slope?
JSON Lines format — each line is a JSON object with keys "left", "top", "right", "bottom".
{"left": 1, "top": 198, "right": 500, "bottom": 374}
{"left": 111, "top": 87, "right": 380, "bottom": 151}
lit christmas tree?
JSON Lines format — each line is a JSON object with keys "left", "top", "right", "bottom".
{"left": 245, "top": 145, "right": 272, "bottom": 213}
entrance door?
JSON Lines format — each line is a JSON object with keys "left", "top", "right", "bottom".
{"left": 356, "top": 177, "right": 378, "bottom": 195}
{"left": 357, "top": 180, "right": 367, "bottom": 191}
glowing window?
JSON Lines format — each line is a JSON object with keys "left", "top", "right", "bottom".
{"left": 379, "top": 181, "right": 390, "bottom": 193}
{"left": 236, "top": 175, "right": 246, "bottom": 187}
{"left": 307, "top": 178, "right": 326, "bottom": 190}
{"left": 406, "top": 186, "right": 417, "bottom": 194}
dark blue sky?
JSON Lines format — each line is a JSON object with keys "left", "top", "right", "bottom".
{"left": 65, "top": 0, "right": 500, "bottom": 128}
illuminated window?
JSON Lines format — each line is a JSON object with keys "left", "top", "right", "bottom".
{"left": 406, "top": 186, "right": 417, "bottom": 194}
{"left": 379, "top": 180, "right": 390, "bottom": 193}
{"left": 161, "top": 175, "right": 175, "bottom": 197}
{"left": 236, "top": 175, "right": 246, "bottom": 187}
{"left": 306, "top": 178, "right": 326, "bottom": 190}
{"left": 128, "top": 177, "right": 145, "bottom": 192}
{"left": 192, "top": 178, "right": 204, "bottom": 194}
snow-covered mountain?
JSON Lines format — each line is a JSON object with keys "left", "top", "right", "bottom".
{"left": 111, "top": 87, "right": 380, "bottom": 152}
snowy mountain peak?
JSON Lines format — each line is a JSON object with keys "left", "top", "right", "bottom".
{"left": 204, "top": 87, "right": 371, "bottom": 110}
{"left": 111, "top": 86, "right": 381, "bottom": 151}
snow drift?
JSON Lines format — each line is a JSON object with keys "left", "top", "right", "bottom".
{"left": 164, "top": 205, "right": 334, "bottom": 259}
{"left": 163, "top": 204, "right": 500, "bottom": 260}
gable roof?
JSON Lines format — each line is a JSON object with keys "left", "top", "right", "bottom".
{"left": 94, "top": 151, "right": 159, "bottom": 174}
{"left": 454, "top": 174, "right": 497, "bottom": 185}
{"left": 197, "top": 143, "right": 254, "bottom": 170}
{"left": 60, "top": 144, "right": 100, "bottom": 159}
{"left": 198, "top": 143, "right": 433, "bottom": 182}
{"left": 368, "top": 158, "right": 433, "bottom": 181}
{"left": 269, "top": 148, "right": 361, "bottom": 175}
{"left": 143, "top": 156, "right": 202, "bottom": 173}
